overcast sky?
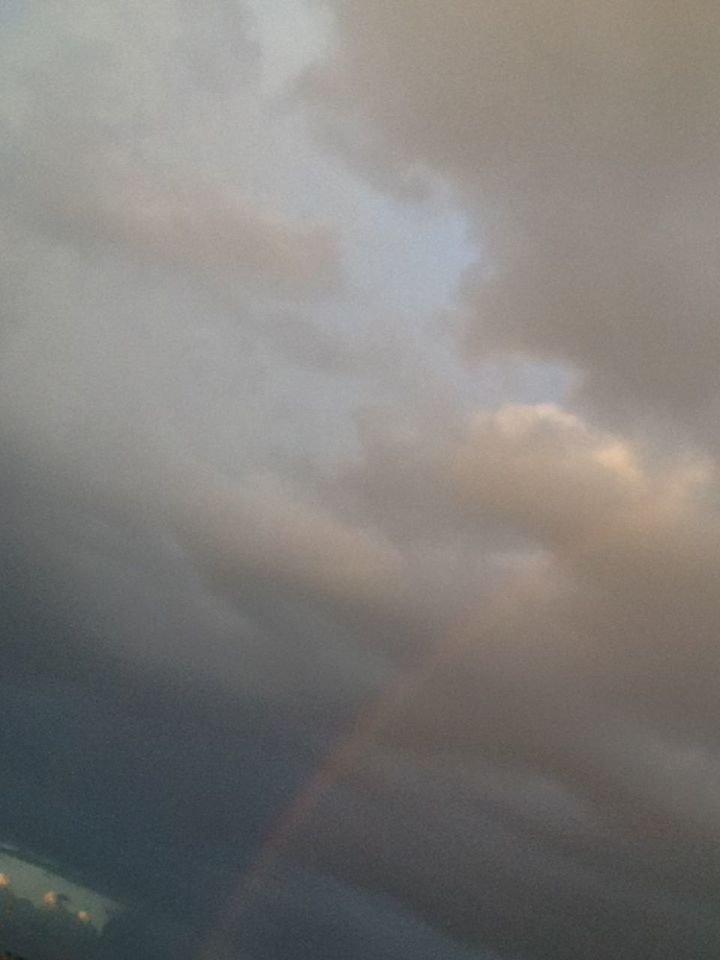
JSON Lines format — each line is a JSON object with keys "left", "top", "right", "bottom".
{"left": 3, "top": 2, "right": 720, "bottom": 958}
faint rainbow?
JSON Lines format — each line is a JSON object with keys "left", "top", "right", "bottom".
{"left": 200, "top": 614, "right": 476, "bottom": 958}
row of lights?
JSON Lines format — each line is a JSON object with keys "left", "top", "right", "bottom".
{"left": 0, "top": 874, "right": 91, "bottom": 925}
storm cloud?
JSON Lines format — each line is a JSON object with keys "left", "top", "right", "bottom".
{"left": 3, "top": 2, "right": 720, "bottom": 958}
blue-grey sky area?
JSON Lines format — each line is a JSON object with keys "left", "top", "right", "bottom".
{"left": 3, "top": 3, "right": 720, "bottom": 959}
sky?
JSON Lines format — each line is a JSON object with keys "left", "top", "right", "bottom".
{"left": 2, "top": 2, "right": 720, "bottom": 958}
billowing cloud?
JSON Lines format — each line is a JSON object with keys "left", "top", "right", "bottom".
{"left": 4, "top": 2, "right": 720, "bottom": 959}
{"left": 304, "top": 1, "right": 720, "bottom": 418}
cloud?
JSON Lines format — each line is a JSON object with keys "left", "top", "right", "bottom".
{"left": 258, "top": 400, "right": 720, "bottom": 957}
{"left": 304, "top": 1, "right": 720, "bottom": 418}
{"left": 222, "top": 864, "right": 504, "bottom": 960}
{"left": 0, "top": 0, "right": 342, "bottom": 300}
{"left": 326, "top": 401, "right": 720, "bottom": 722}
{"left": 5, "top": 2, "right": 720, "bottom": 959}
{"left": 3, "top": 160, "right": 342, "bottom": 299}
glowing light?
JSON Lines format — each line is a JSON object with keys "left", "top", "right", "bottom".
{"left": 0, "top": 874, "right": 10, "bottom": 888}
{"left": 43, "top": 890, "right": 58, "bottom": 908}
{"left": 77, "top": 910, "right": 91, "bottom": 924}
